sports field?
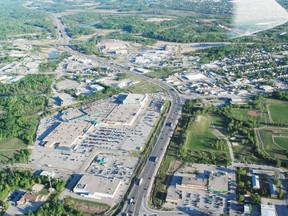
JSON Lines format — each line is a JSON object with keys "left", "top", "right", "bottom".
{"left": 257, "top": 127, "right": 288, "bottom": 161}
{"left": 230, "top": 108, "right": 267, "bottom": 123}
{"left": 274, "top": 137, "right": 288, "bottom": 150}
{"left": 267, "top": 99, "right": 288, "bottom": 124}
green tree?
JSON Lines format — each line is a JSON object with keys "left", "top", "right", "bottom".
{"left": 237, "top": 195, "right": 245, "bottom": 202}
{"left": 251, "top": 194, "right": 261, "bottom": 204}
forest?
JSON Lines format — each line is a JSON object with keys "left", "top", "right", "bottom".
{"left": 0, "top": 0, "right": 55, "bottom": 40}
{"left": 0, "top": 75, "right": 53, "bottom": 145}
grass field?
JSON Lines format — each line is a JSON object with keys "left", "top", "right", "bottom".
{"left": 267, "top": 99, "right": 288, "bottom": 124}
{"left": 182, "top": 115, "right": 227, "bottom": 157}
{"left": 258, "top": 127, "right": 288, "bottom": 161}
{"left": 124, "top": 81, "right": 163, "bottom": 94}
{"left": 0, "top": 138, "right": 27, "bottom": 165}
{"left": 145, "top": 67, "right": 182, "bottom": 79}
{"left": 230, "top": 108, "right": 266, "bottom": 123}
{"left": 274, "top": 137, "right": 288, "bottom": 150}
{"left": 211, "top": 115, "right": 231, "bottom": 136}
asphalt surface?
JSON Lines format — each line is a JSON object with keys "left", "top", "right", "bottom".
{"left": 52, "top": 15, "right": 186, "bottom": 216}
{"left": 121, "top": 82, "right": 183, "bottom": 216}
{"left": 4, "top": 10, "right": 287, "bottom": 216}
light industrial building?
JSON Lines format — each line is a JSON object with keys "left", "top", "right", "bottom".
{"left": 73, "top": 175, "right": 121, "bottom": 199}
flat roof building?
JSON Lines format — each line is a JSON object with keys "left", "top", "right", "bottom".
{"left": 30, "top": 184, "right": 44, "bottom": 194}
{"left": 116, "top": 94, "right": 148, "bottom": 106}
{"left": 40, "top": 170, "right": 55, "bottom": 178}
{"left": 43, "top": 122, "right": 91, "bottom": 149}
{"left": 73, "top": 175, "right": 121, "bottom": 199}
{"left": 183, "top": 73, "right": 207, "bottom": 81}
{"left": 252, "top": 169, "right": 275, "bottom": 176}
{"left": 252, "top": 175, "right": 260, "bottom": 189}
{"left": 176, "top": 175, "right": 208, "bottom": 190}
{"left": 166, "top": 187, "right": 180, "bottom": 204}
{"left": 269, "top": 182, "right": 278, "bottom": 198}
{"left": 261, "top": 204, "right": 276, "bottom": 216}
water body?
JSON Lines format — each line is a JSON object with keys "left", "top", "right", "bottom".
{"left": 49, "top": 51, "right": 59, "bottom": 58}
{"left": 231, "top": 0, "right": 288, "bottom": 38}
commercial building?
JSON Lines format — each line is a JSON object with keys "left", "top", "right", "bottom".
{"left": 269, "top": 182, "right": 278, "bottom": 198}
{"left": 116, "top": 94, "right": 148, "bottom": 106}
{"left": 183, "top": 73, "right": 207, "bottom": 81}
{"left": 105, "top": 94, "right": 149, "bottom": 126}
{"left": 43, "top": 122, "right": 92, "bottom": 150}
{"left": 134, "top": 68, "right": 150, "bottom": 73}
{"left": 176, "top": 175, "right": 208, "bottom": 190}
{"left": 165, "top": 187, "right": 180, "bottom": 204}
{"left": 261, "top": 204, "right": 276, "bottom": 216}
{"left": 73, "top": 175, "right": 121, "bottom": 199}
{"left": 252, "top": 169, "right": 275, "bottom": 176}
{"left": 89, "top": 84, "right": 105, "bottom": 92}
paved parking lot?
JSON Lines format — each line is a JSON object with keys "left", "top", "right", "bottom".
{"left": 86, "top": 153, "right": 139, "bottom": 183}
{"left": 164, "top": 164, "right": 239, "bottom": 215}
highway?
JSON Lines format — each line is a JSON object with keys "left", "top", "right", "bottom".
{"left": 120, "top": 80, "right": 183, "bottom": 216}
{"left": 51, "top": 15, "right": 185, "bottom": 215}
{"left": 1, "top": 7, "right": 287, "bottom": 216}
{"left": 50, "top": 13, "right": 186, "bottom": 216}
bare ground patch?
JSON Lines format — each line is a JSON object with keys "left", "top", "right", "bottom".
{"left": 56, "top": 79, "right": 80, "bottom": 90}
{"left": 248, "top": 110, "right": 261, "bottom": 117}
{"left": 65, "top": 197, "right": 110, "bottom": 215}
{"left": 167, "top": 160, "right": 182, "bottom": 174}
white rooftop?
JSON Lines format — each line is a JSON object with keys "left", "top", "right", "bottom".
{"left": 261, "top": 204, "right": 276, "bottom": 216}
{"left": 73, "top": 175, "right": 121, "bottom": 198}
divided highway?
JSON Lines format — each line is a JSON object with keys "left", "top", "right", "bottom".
{"left": 53, "top": 13, "right": 185, "bottom": 216}
{"left": 121, "top": 82, "right": 183, "bottom": 216}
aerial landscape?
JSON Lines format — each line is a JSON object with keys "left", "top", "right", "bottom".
{"left": 0, "top": 0, "right": 287, "bottom": 216}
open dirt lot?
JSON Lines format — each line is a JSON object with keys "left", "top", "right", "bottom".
{"left": 248, "top": 110, "right": 261, "bottom": 117}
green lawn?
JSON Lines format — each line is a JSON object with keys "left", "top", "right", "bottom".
{"left": 0, "top": 138, "right": 27, "bottom": 165}
{"left": 182, "top": 115, "right": 226, "bottom": 157}
{"left": 274, "top": 137, "right": 288, "bottom": 150}
{"left": 258, "top": 128, "right": 288, "bottom": 161}
{"left": 230, "top": 108, "right": 265, "bottom": 123}
{"left": 145, "top": 67, "right": 182, "bottom": 79}
{"left": 124, "top": 81, "right": 163, "bottom": 94}
{"left": 0, "top": 138, "right": 26, "bottom": 150}
{"left": 268, "top": 100, "right": 288, "bottom": 124}
{"left": 211, "top": 115, "right": 231, "bottom": 136}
